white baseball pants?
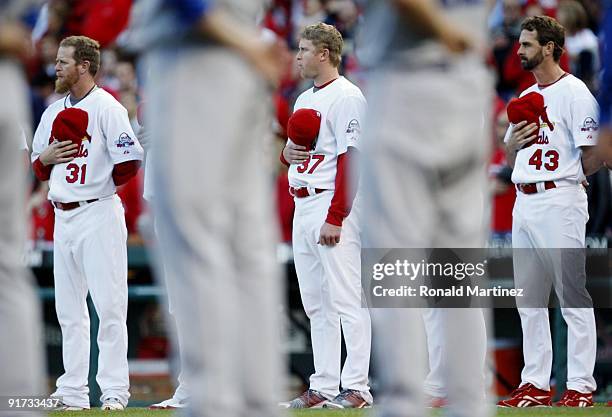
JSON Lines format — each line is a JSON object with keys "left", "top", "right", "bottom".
{"left": 52, "top": 195, "right": 130, "bottom": 408}
{"left": 512, "top": 184, "right": 596, "bottom": 393}
{"left": 292, "top": 191, "right": 372, "bottom": 398}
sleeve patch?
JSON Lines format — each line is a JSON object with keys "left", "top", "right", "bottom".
{"left": 346, "top": 119, "right": 361, "bottom": 140}
{"left": 115, "top": 132, "right": 135, "bottom": 149}
{"left": 580, "top": 117, "right": 599, "bottom": 132}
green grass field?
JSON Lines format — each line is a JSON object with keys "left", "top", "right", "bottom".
{"left": 48, "top": 405, "right": 611, "bottom": 417}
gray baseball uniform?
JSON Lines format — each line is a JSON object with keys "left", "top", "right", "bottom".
{"left": 359, "top": 1, "right": 492, "bottom": 417}
{"left": 0, "top": 54, "right": 45, "bottom": 417}
{"left": 130, "top": 1, "right": 285, "bottom": 416}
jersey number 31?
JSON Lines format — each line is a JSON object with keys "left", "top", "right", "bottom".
{"left": 528, "top": 149, "right": 559, "bottom": 171}
{"left": 66, "top": 163, "right": 87, "bottom": 184}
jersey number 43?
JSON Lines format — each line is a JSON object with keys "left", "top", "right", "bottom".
{"left": 528, "top": 149, "right": 559, "bottom": 171}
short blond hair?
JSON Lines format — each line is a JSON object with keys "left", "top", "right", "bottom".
{"left": 300, "top": 23, "right": 343, "bottom": 68}
{"left": 59, "top": 36, "right": 101, "bottom": 76}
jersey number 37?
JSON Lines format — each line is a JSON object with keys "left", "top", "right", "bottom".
{"left": 297, "top": 155, "right": 325, "bottom": 174}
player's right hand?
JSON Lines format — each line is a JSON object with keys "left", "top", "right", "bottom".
{"left": 283, "top": 140, "right": 310, "bottom": 164}
{"left": 39, "top": 140, "right": 79, "bottom": 166}
{"left": 506, "top": 121, "right": 538, "bottom": 153}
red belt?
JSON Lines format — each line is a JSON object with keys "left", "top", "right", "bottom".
{"left": 289, "top": 187, "right": 328, "bottom": 198}
{"left": 53, "top": 199, "right": 99, "bottom": 211}
{"left": 516, "top": 181, "right": 556, "bottom": 195}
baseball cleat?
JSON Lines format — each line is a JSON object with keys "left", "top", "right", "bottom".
{"left": 149, "top": 397, "right": 189, "bottom": 409}
{"left": 497, "top": 383, "right": 552, "bottom": 407}
{"left": 53, "top": 401, "right": 89, "bottom": 411}
{"left": 555, "top": 390, "right": 594, "bottom": 407}
{"left": 324, "top": 389, "right": 372, "bottom": 409}
{"left": 278, "top": 389, "right": 331, "bottom": 409}
{"left": 101, "top": 397, "right": 124, "bottom": 411}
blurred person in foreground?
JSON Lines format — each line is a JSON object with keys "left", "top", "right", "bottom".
{"left": 0, "top": 3, "right": 46, "bottom": 417}
{"left": 358, "top": 1, "right": 493, "bottom": 417}
{"left": 127, "top": 1, "right": 290, "bottom": 417}
{"left": 597, "top": 1, "right": 612, "bottom": 169}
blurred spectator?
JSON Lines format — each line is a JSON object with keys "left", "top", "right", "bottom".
{"left": 34, "top": 0, "right": 132, "bottom": 48}
{"left": 557, "top": 0, "right": 599, "bottom": 91}
{"left": 491, "top": 0, "right": 524, "bottom": 95}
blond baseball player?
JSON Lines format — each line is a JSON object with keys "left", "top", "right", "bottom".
{"left": 358, "top": 1, "right": 491, "bottom": 417}
{"left": 498, "top": 16, "right": 602, "bottom": 408}
{"left": 279, "top": 23, "right": 372, "bottom": 409}
{"left": 31, "top": 36, "right": 143, "bottom": 411}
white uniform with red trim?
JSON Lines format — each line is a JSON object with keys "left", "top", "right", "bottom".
{"left": 31, "top": 87, "right": 143, "bottom": 408}
{"left": 504, "top": 73, "right": 598, "bottom": 394}
{"left": 288, "top": 76, "right": 372, "bottom": 400}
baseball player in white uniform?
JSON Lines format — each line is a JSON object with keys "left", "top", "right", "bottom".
{"left": 0, "top": 7, "right": 46, "bottom": 417}
{"left": 498, "top": 16, "right": 602, "bottom": 408}
{"left": 358, "top": 1, "right": 492, "bottom": 417}
{"left": 279, "top": 22, "right": 372, "bottom": 409}
{"left": 31, "top": 36, "right": 143, "bottom": 411}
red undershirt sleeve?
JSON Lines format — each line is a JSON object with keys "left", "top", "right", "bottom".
{"left": 112, "top": 160, "right": 141, "bottom": 186}
{"left": 32, "top": 157, "right": 52, "bottom": 181}
{"left": 326, "top": 147, "right": 359, "bottom": 227}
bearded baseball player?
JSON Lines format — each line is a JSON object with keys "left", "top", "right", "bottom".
{"left": 31, "top": 36, "right": 143, "bottom": 411}
{"left": 498, "top": 16, "right": 603, "bottom": 408}
{"left": 279, "top": 22, "right": 372, "bottom": 409}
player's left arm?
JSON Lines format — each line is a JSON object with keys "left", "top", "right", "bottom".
{"left": 580, "top": 146, "right": 603, "bottom": 176}
{"left": 571, "top": 97, "right": 603, "bottom": 176}
{"left": 319, "top": 94, "right": 365, "bottom": 246}
{"left": 103, "top": 105, "right": 144, "bottom": 185}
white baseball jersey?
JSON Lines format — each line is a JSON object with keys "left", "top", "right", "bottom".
{"left": 31, "top": 87, "right": 144, "bottom": 202}
{"left": 288, "top": 76, "right": 366, "bottom": 189}
{"left": 505, "top": 73, "right": 599, "bottom": 184}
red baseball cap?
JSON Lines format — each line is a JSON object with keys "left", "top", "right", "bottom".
{"left": 51, "top": 108, "right": 91, "bottom": 146}
{"left": 287, "top": 108, "right": 321, "bottom": 150}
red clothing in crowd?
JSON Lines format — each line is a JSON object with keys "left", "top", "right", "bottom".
{"left": 489, "top": 148, "right": 516, "bottom": 234}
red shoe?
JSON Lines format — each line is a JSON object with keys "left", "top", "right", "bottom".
{"left": 555, "top": 390, "right": 594, "bottom": 407}
{"left": 497, "top": 383, "right": 552, "bottom": 407}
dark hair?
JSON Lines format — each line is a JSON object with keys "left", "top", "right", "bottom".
{"left": 59, "top": 36, "right": 101, "bottom": 76}
{"left": 521, "top": 16, "right": 565, "bottom": 62}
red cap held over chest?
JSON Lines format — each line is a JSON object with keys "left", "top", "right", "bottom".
{"left": 50, "top": 108, "right": 91, "bottom": 146}
{"left": 288, "top": 108, "right": 321, "bottom": 150}
{"left": 507, "top": 91, "right": 554, "bottom": 148}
